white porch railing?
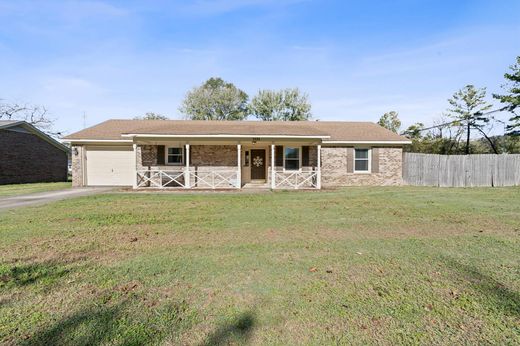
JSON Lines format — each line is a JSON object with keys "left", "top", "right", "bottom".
{"left": 136, "top": 170, "right": 187, "bottom": 188}
{"left": 189, "top": 170, "right": 239, "bottom": 189}
{"left": 274, "top": 170, "right": 319, "bottom": 189}
{"left": 136, "top": 169, "right": 239, "bottom": 189}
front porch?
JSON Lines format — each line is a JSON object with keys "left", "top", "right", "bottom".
{"left": 133, "top": 142, "right": 322, "bottom": 190}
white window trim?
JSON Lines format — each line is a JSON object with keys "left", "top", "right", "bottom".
{"left": 283, "top": 145, "right": 302, "bottom": 172}
{"left": 353, "top": 148, "right": 371, "bottom": 174}
{"left": 165, "top": 146, "right": 184, "bottom": 166}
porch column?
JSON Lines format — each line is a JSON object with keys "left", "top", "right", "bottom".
{"left": 237, "top": 144, "right": 241, "bottom": 188}
{"left": 317, "top": 144, "right": 322, "bottom": 189}
{"left": 185, "top": 144, "right": 190, "bottom": 188}
{"left": 271, "top": 144, "right": 275, "bottom": 189}
{"left": 132, "top": 143, "right": 138, "bottom": 189}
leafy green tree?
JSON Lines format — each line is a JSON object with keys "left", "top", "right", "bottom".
{"left": 179, "top": 77, "right": 248, "bottom": 120}
{"left": 402, "top": 122, "right": 424, "bottom": 139}
{"left": 493, "top": 56, "right": 520, "bottom": 135}
{"left": 249, "top": 88, "right": 311, "bottom": 121}
{"left": 377, "top": 111, "right": 401, "bottom": 133}
{"left": 447, "top": 85, "right": 493, "bottom": 154}
{"left": 134, "top": 112, "right": 168, "bottom": 120}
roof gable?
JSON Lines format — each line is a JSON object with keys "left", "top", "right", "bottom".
{"left": 0, "top": 120, "right": 70, "bottom": 153}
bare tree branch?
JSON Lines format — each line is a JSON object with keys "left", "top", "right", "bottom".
{"left": 0, "top": 100, "right": 56, "bottom": 134}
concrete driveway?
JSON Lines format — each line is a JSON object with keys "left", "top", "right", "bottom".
{"left": 0, "top": 187, "right": 113, "bottom": 211}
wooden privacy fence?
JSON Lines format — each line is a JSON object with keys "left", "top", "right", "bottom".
{"left": 403, "top": 153, "right": 520, "bottom": 187}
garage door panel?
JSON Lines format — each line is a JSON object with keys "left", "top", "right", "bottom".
{"left": 86, "top": 147, "right": 134, "bottom": 186}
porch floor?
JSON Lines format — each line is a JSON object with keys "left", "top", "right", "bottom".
{"left": 242, "top": 182, "right": 270, "bottom": 189}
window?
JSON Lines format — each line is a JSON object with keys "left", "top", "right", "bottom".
{"left": 166, "top": 147, "right": 183, "bottom": 165}
{"left": 244, "top": 151, "right": 250, "bottom": 167}
{"left": 284, "top": 147, "right": 300, "bottom": 170}
{"left": 354, "top": 148, "right": 370, "bottom": 172}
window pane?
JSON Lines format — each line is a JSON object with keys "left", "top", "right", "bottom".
{"left": 168, "top": 147, "right": 182, "bottom": 155}
{"left": 167, "top": 147, "right": 182, "bottom": 164}
{"left": 355, "top": 159, "right": 369, "bottom": 171}
{"left": 355, "top": 149, "right": 369, "bottom": 159}
{"left": 284, "top": 147, "right": 299, "bottom": 159}
{"left": 168, "top": 155, "right": 182, "bottom": 164}
{"left": 285, "top": 159, "right": 299, "bottom": 170}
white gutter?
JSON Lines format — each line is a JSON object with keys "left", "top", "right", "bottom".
{"left": 121, "top": 133, "right": 331, "bottom": 139}
{"left": 63, "top": 138, "right": 411, "bottom": 144}
{"left": 62, "top": 139, "right": 133, "bottom": 143}
{"left": 322, "top": 140, "right": 412, "bottom": 145}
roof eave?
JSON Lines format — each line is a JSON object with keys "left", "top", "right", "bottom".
{"left": 1, "top": 121, "right": 70, "bottom": 153}
{"left": 121, "top": 133, "right": 331, "bottom": 139}
{"left": 62, "top": 139, "right": 133, "bottom": 144}
{"left": 322, "top": 140, "right": 412, "bottom": 145}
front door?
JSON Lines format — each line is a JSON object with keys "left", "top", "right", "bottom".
{"left": 250, "top": 149, "right": 266, "bottom": 180}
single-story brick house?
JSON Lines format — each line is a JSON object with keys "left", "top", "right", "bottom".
{"left": 0, "top": 120, "right": 69, "bottom": 185}
{"left": 63, "top": 119, "right": 411, "bottom": 189}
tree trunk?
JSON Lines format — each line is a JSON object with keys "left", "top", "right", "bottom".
{"left": 475, "top": 127, "right": 499, "bottom": 154}
{"left": 466, "top": 122, "right": 471, "bottom": 155}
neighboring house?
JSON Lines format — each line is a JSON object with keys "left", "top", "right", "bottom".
{"left": 63, "top": 119, "right": 411, "bottom": 189}
{"left": 0, "top": 120, "right": 69, "bottom": 185}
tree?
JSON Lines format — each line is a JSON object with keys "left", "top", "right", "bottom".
{"left": 493, "top": 56, "right": 520, "bottom": 135}
{"left": 377, "top": 111, "right": 401, "bottom": 133}
{"left": 402, "top": 122, "right": 424, "bottom": 140}
{"left": 249, "top": 88, "right": 311, "bottom": 121}
{"left": 134, "top": 112, "right": 168, "bottom": 120}
{"left": 0, "top": 100, "right": 56, "bottom": 134}
{"left": 447, "top": 85, "right": 493, "bottom": 154}
{"left": 179, "top": 77, "right": 248, "bottom": 120}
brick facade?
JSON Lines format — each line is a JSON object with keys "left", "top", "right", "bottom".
{"left": 72, "top": 144, "right": 404, "bottom": 188}
{"left": 321, "top": 146, "right": 403, "bottom": 186}
{"left": 71, "top": 145, "right": 84, "bottom": 187}
{"left": 0, "top": 129, "right": 68, "bottom": 185}
{"left": 136, "top": 145, "right": 237, "bottom": 170}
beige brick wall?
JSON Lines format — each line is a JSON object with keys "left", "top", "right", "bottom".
{"left": 191, "top": 145, "right": 237, "bottom": 167}
{"left": 74, "top": 144, "right": 402, "bottom": 188}
{"left": 137, "top": 145, "right": 237, "bottom": 170}
{"left": 71, "top": 145, "right": 84, "bottom": 187}
{"left": 321, "top": 146, "right": 403, "bottom": 187}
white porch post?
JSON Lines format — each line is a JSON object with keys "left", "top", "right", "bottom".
{"left": 237, "top": 144, "right": 241, "bottom": 188}
{"left": 132, "top": 143, "right": 138, "bottom": 189}
{"left": 185, "top": 144, "right": 190, "bottom": 188}
{"left": 271, "top": 144, "right": 275, "bottom": 189}
{"left": 317, "top": 144, "right": 322, "bottom": 189}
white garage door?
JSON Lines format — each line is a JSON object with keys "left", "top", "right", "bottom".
{"left": 86, "top": 146, "right": 134, "bottom": 186}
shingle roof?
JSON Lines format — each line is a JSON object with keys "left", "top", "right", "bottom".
{"left": 64, "top": 119, "right": 410, "bottom": 142}
{"left": 0, "top": 120, "right": 70, "bottom": 152}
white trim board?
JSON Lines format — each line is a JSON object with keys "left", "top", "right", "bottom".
{"left": 322, "top": 140, "right": 411, "bottom": 145}
{"left": 63, "top": 139, "right": 133, "bottom": 143}
{"left": 121, "top": 134, "right": 331, "bottom": 139}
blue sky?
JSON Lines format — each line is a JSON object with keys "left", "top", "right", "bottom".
{"left": 1, "top": 0, "right": 519, "bottom": 135}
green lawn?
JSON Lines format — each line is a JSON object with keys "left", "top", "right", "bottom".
{"left": 0, "top": 187, "right": 519, "bottom": 345}
{"left": 0, "top": 182, "right": 71, "bottom": 198}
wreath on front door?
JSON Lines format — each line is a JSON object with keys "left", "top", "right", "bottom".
{"left": 253, "top": 156, "right": 263, "bottom": 167}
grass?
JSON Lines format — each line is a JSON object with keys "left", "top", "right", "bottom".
{"left": 0, "top": 187, "right": 519, "bottom": 345}
{"left": 0, "top": 182, "right": 71, "bottom": 198}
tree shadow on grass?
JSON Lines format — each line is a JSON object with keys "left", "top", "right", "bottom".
{"left": 441, "top": 257, "right": 519, "bottom": 317}
{"left": 20, "top": 299, "right": 190, "bottom": 346}
{"left": 0, "top": 261, "right": 71, "bottom": 289}
{"left": 22, "top": 303, "right": 125, "bottom": 346}
{"left": 201, "top": 311, "right": 256, "bottom": 346}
